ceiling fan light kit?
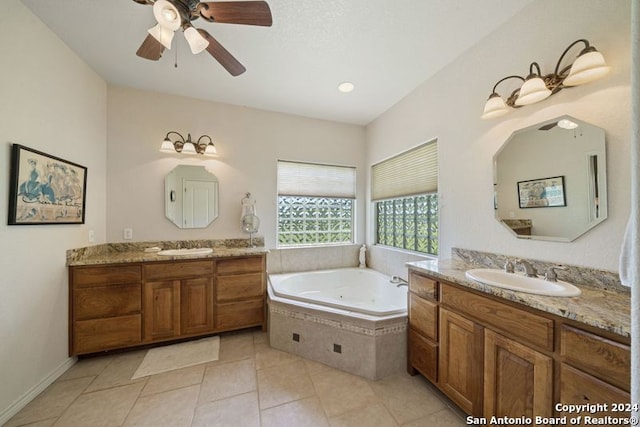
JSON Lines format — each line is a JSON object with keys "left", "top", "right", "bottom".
{"left": 481, "top": 39, "right": 610, "bottom": 119}
{"left": 133, "top": 0, "right": 273, "bottom": 76}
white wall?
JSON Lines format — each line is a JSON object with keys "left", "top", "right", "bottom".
{"left": 366, "top": 0, "right": 631, "bottom": 272}
{"left": 0, "top": 0, "right": 107, "bottom": 421}
{"left": 107, "top": 87, "right": 366, "bottom": 247}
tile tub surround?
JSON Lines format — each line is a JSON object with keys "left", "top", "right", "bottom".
{"left": 66, "top": 238, "right": 267, "bottom": 266}
{"left": 268, "top": 293, "right": 407, "bottom": 381}
{"left": 5, "top": 328, "right": 466, "bottom": 427}
{"left": 407, "top": 253, "right": 631, "bottom": 338}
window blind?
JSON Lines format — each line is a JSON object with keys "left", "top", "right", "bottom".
{"left": 371, "top": 139, "right": 438, "bottom": 201}
{"left": 277, "top": 160, "right": 356, "bottom": 198}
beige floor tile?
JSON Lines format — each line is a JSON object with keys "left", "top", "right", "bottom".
{"left": 329, "top": 402, "right": 398, "bottom": 427}
{"left": 311, "top": 368, "right": 379, "bottom": 418}
{"left": 198, "top": 359, "right": 257, "bottom": 405}
{"left": 401, "top": 408, "right": 467, "bottom": 427}
{"left": 5, "top": 377, "right": 94, "bottom": 427}
{"left": 56, "top": 356, "right": 114, "bottom": 382}
{"left": 53, "top": 382, "right": 145, "bottom": 427}
{"left": 140, "top": 364, "right": 205, "bottom": 397}
{"left": 303, "top": 358, "right": 335, "bottom": 376}
{"left": 256, "top": 359, "right": 316, "bottom": 409}
{"left": 192, "top": 392, "right": 260, "bottom": 427}
{"left": 254, "top": 343, "right": 302, "bottom": 370}
{"left": 9, "top": 417, "right": 58, "bottom": 427}
{"left": 123, "top": 384, "right": 200, "bottom": 427}
{"left": 261, "top": 396, "right": 329, "bottom": 427}
{"left": 253, "top": 330, "right": 268, "bottom": 345}
{"left": 370, "top": 373, "right": 445, "bottom": 425}
{"left": 84, "top": 350, "right": 147, "bottom": 393}
{"left": 215, "top": 332, "right": 255, "bottom": 363}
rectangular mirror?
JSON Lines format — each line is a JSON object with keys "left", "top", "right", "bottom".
{"left": 165, "top": 165, "right": 219, "bottom": 229}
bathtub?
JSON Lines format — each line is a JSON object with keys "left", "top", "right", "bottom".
{"left": 267, "top": 267, "right": 408, "bottom": 380}
{"left": 269, "top": 267, "right": 407, "bottom": 316}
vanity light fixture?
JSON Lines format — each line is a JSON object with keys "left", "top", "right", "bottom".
{"left": 160, "top": 131, "right": 217, "bottom": 156}
{"left": 481, "top": 39, "right": 610, "bottom": 119}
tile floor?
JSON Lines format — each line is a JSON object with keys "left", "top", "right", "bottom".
{"left": 5, "top": 329, "right": 467, "bottom": 427}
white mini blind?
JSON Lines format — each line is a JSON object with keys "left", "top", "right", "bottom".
{"left": 277, "top": 160, "right": 356, "bottom": 198}
{"left": 371, "top": 139, "right": 438, "bottom": 201}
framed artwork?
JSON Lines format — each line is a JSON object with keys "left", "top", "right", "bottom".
{"left": 517, "top": 176, "right": 566, "bottom": 209}
{"left": 8, "top": 144, "right": 87, "bottom": 225}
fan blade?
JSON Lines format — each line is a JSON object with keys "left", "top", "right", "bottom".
{"left": 198, "top": 29, "right": 246, "bottom": 76}
{"left": 132, "top": 0, "right": 153, "bottom": 4}
{"left": 136, "top": 34, "right": 165, "bottom": 61}
{"left": 538, "top": 122, "right": 558, "bottom": 131}
{"left": 199, "top": 1, "right": 272, "bottom": 26}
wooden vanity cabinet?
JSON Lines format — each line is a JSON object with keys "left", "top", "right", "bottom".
{"left": 69, "top": 253, "right": 267, "bottom": 355}
{"left": 407, "top": 269, "right": 630, "bottom": 420}
{"left": 216, "top": 256, "right": 266, "bottom": 330}
{"left": 143, "top": 260, "right": 214, "bottom": 342}
{"left": 69, "top": 265, "right": 143, "bottom": 355}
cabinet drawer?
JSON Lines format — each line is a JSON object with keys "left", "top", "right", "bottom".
{"left": 217, "top": 273, "right": 264, "bottom": 302}
{"left": 441, "top": 283, "right": 554, "bottom": 351}
{"left": 144, "top": 260, "right": 213, "bottom": 280}
{"left": 560, "top": 325, "right": 630, "bottom": 391}
{"left": 409, "top": 272, "right": 438, "bottom": 300}
{"left": 409, "top": 294, "right": 438, "bottom": 340}
{"left": 216, "top": 299, "right": 264, "bottom": 329}
{"left": 409, "top": 329, "right": 438, "bottom": 382}
{"left": 73, "top": 315, "right": 141, "bottom": 355}
{"left": 559, "top": 364, "right": 630, "bottom": 414}
{"left": 74, "top": 283, "right": 141, "bottom": 320}
{"left": 73, "top": 265, "right": 141, "bottom": 287}
{"left": 217, "top": 256, "right": 263, "bottom": 275}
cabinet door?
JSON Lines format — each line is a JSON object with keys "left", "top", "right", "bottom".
{"left": 144, "top": 280, "right": 181, "bottom": 341}
{"left": 484, "top": 329, "right": 553, "bottom": 420}
{"left": 181, "top": 277, "right": 214, "bottom": 335}
{"left": 408, "top": 329, "right": 438, "bottom": 382}
{"left": 439, "top": 308, "right": 483, "bottom": 415}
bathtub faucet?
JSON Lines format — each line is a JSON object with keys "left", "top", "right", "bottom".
{"left": 390, "top": 276, "right": 408, "bottom": 288}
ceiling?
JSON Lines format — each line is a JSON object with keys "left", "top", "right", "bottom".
{"left": 21, "top": 0, "right": 533, "bottom": 125}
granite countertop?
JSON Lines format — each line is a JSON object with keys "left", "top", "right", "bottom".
{"left": 67, "top": 239, "right": 269, "bottom": 267}
{"left": 68, "top": 247, "right": 269, "bottom": 266}
{"left": 406, "top": 258, "right": 631, "bottom": 338}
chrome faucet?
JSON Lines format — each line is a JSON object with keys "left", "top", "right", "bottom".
{"left": 544, "top": 265, "right": 567, "bottom": 282}
{"left": 515, "top": 259, "right": 538, "bottom": 277}
{"left": 390, "top": 276, "right": 409, "bottom": 288}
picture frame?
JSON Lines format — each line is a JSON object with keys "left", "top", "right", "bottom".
{"left": 8, "top": 144, "right": 87, "bottom": 225}
{"left": 517, "top": 176, "right": 566, "bottom": 209}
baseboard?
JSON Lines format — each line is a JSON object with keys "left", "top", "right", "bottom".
{"left": 0, "top": 357, "right": 77, "bottom": 425}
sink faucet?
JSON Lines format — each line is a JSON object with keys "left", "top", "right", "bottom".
{"left": 515, "top": 259, "right": 538, "bottom": 277}
{"left": 544, "top": 265, "right": 567, "bottom": 282}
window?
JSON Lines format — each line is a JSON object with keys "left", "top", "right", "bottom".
{"left": 277, "top": 160, "right": 356, "bottom": 247}
{"left": 372, "top": 140, "right": 438, "bottom": 256}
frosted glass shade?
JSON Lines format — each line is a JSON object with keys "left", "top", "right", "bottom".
{"left": 481, "top": 94, "right": 509, "bottom": 119}
{"left": 515, "top": 76, "right": 551, "bottom": 106}
{"left": 184, "top": 27, "right": 209, "bottom": 54}
{"left": 153, "top": 0, "right": 181, "bottom": 31}
{"left": 182, "top": 142, "right": 197, "bottom": 154}
{"left": 563, "top": 50, "right": 610, "bottom": 86}
{"left": 160, "top": 138, "right": 176, "bottom": 153}
{"left": 148, "top": 24, "right": 174, "bottom": 49}
{"left": 204, "top": 144, "right": 217, "bottom": 156}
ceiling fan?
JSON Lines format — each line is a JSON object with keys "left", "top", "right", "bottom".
{"left": 132, "top": 0, "right": 272, "bottom": 76}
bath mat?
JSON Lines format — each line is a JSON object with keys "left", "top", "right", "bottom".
{"left": 132, "top": 336, "right": 219, "bottom": 379}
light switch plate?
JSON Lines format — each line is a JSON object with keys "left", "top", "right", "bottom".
{"left": 123, "top": 228, "right": 133, "bottom": 240}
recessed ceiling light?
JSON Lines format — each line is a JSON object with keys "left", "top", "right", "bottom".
{"left": 338, "top": 82, "right": 355, "bottom": 93}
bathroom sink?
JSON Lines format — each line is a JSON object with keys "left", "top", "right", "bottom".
{"left": 156, "top": 248, "right": 213, "bottom": 256}
{"left": 464, "top": 268, "right": 581, "bottom": 297}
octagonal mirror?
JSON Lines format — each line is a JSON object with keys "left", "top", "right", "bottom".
{"left": 165, "top": 165, "right": 219, "bottom": 229}
{"left": 493, "top": 115, "right": 607, "bottom": 242}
